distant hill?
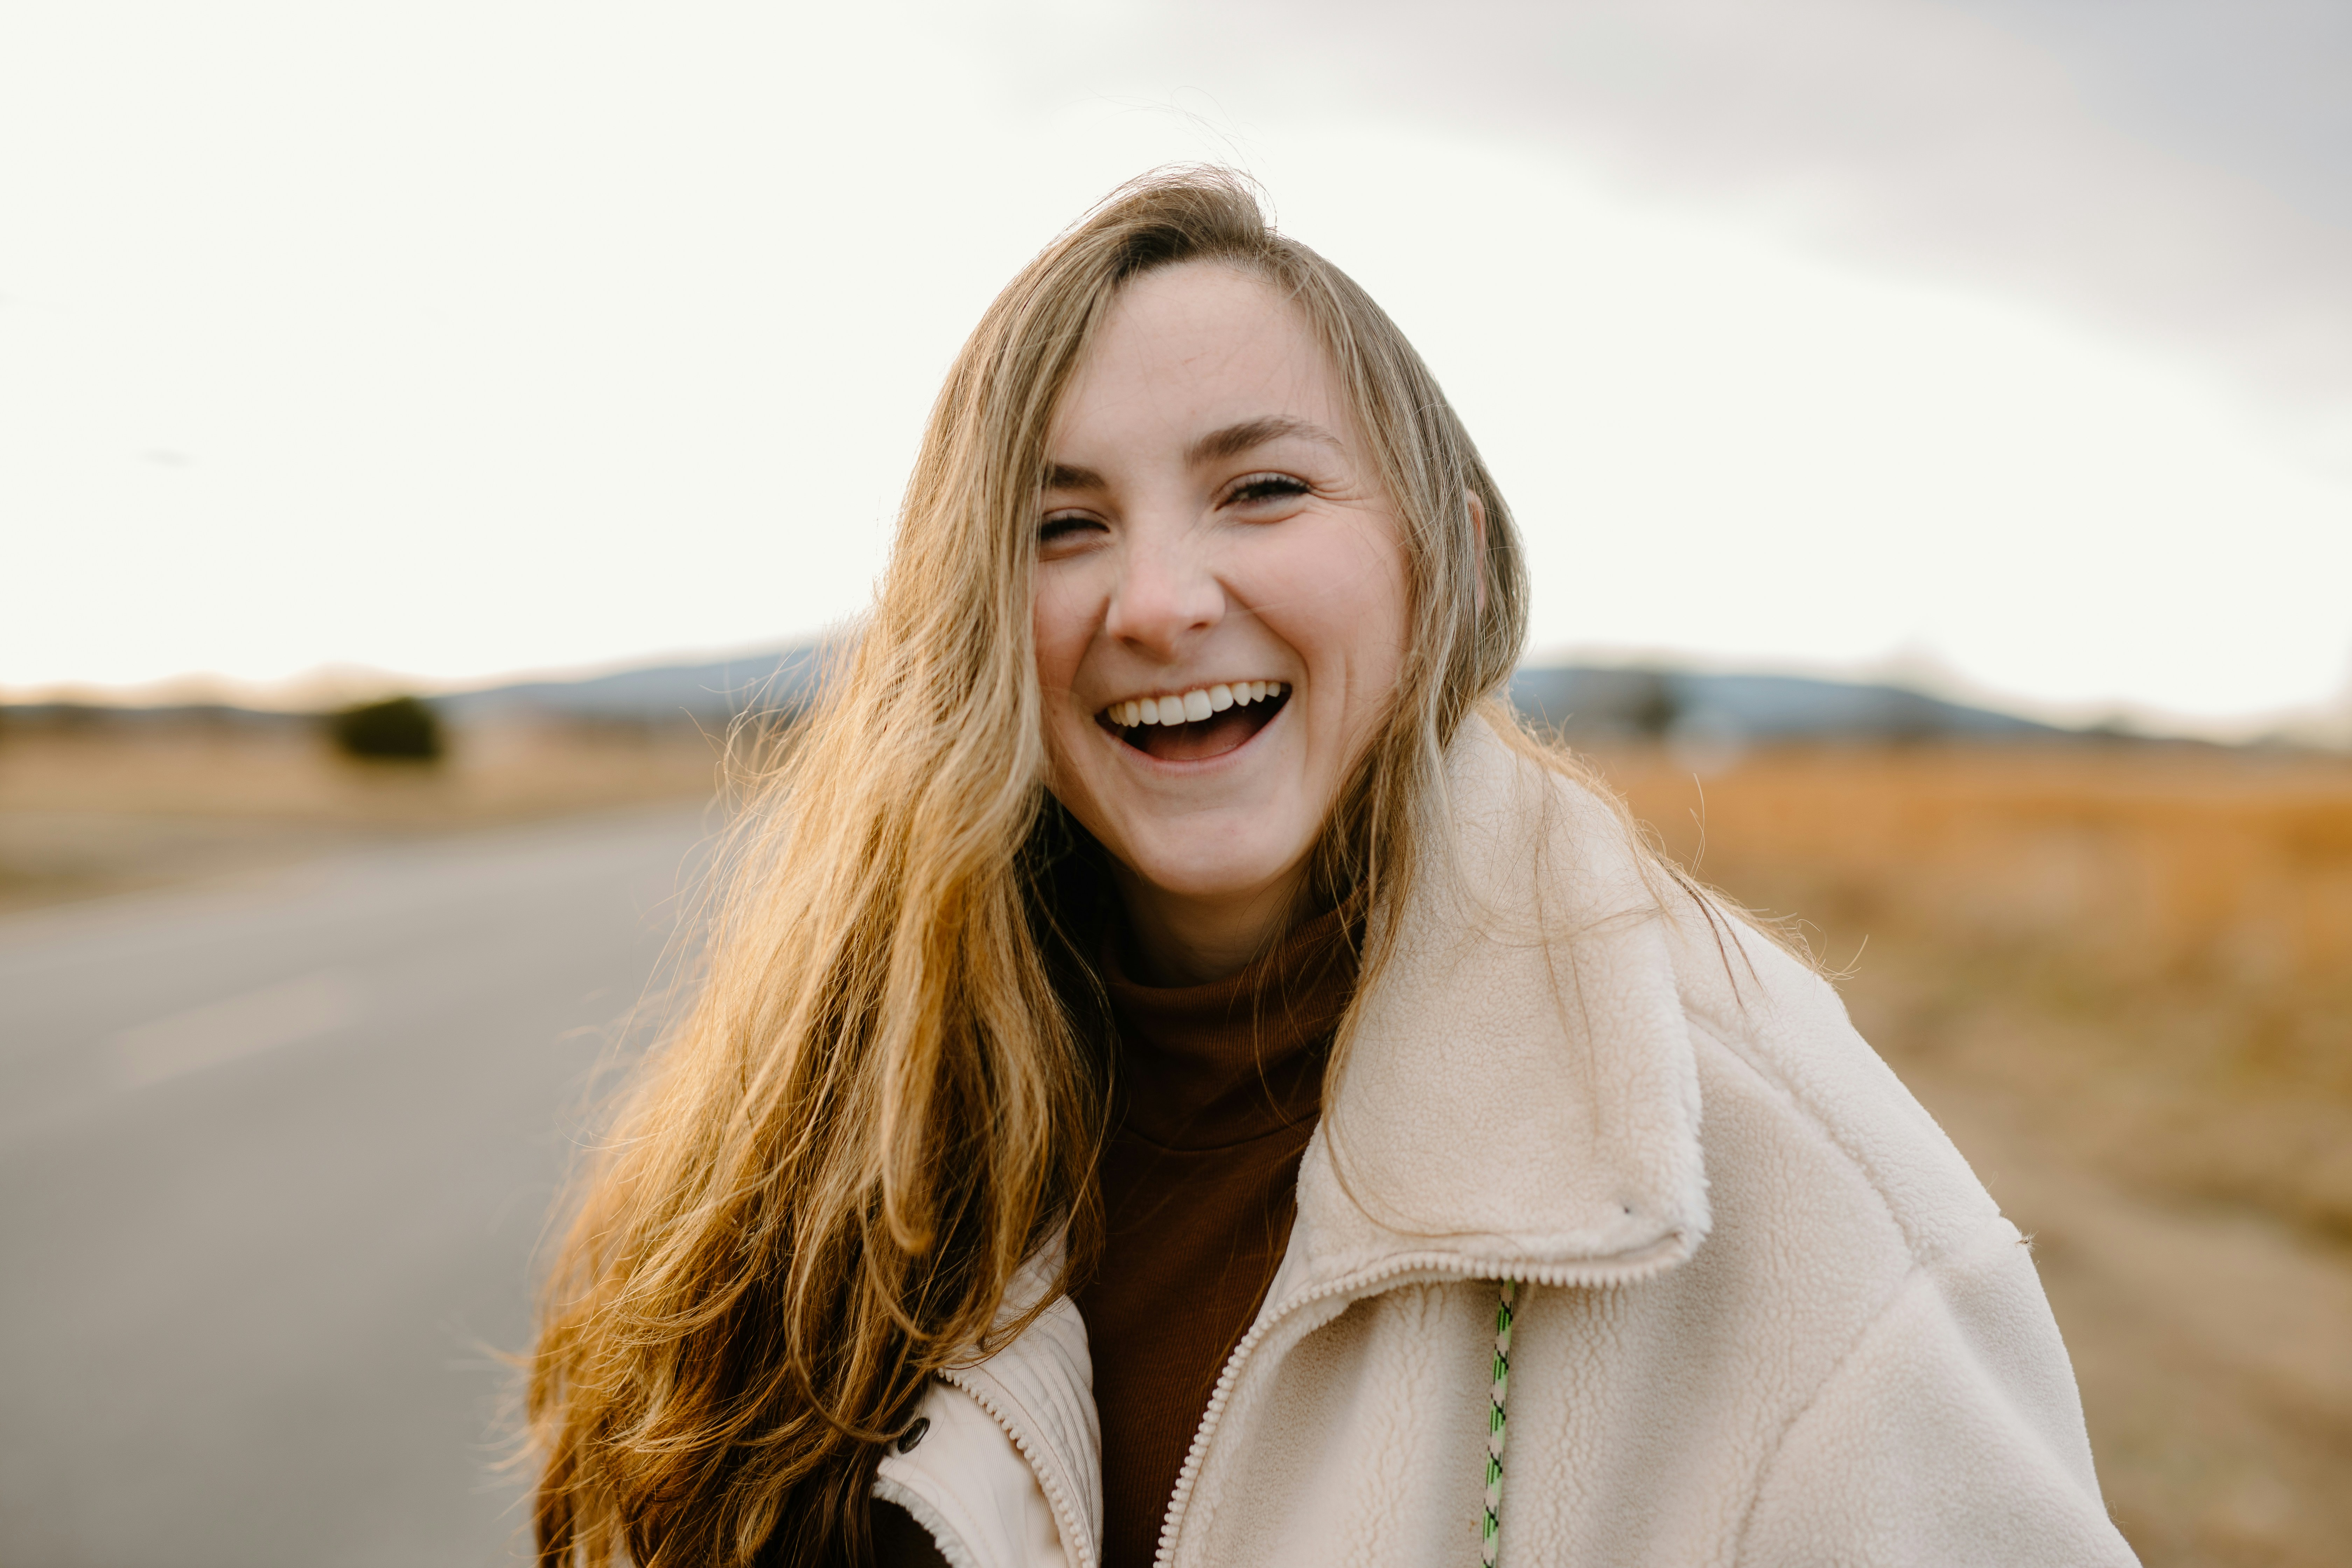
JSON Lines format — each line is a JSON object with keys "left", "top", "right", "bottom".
{"left": 0, "top": 649, "right": 832, "bottom": 734}
{"left": 1506, "top": 666, "right": 2069, "bottom": 743}
{"left": 432, "top": 646, "right": 829, "bottom": 725}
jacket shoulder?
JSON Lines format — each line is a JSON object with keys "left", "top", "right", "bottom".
{"left": 1656, "top": 891, "right": 2000, "bottom": 1265}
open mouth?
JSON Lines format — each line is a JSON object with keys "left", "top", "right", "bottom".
{"left": 1096, "top": 680, "right": 1289, "bottom": 762}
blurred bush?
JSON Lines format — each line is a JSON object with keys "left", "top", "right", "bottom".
{"left": 327, "top": 696, "right": 445, "bottom": 763}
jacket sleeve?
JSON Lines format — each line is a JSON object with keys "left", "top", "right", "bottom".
{"left": 873, "top": 1377, "right": 1070, "bottom": 1568}
{"left": 1738, "top": 1214, "right": 2141, "bottom": 1566}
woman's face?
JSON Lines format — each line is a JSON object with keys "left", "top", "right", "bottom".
{"left": 1033, "top": 261, "right": 1410, "bottom": 959}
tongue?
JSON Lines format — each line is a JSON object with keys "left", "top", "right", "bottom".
{"left": 1140, "top": 706, "right": 1264, "bottom": 761}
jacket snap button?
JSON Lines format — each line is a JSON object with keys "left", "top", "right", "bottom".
{"left": 895, "top": 1416, "right": 929, "bottom": 1455}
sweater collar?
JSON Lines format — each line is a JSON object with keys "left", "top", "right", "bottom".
{"left": 1273, "top": 711, "right": 1712, "bottom": 1296}
{"left": 1100, "top": 901, "right": 1356, "bottom": 1152}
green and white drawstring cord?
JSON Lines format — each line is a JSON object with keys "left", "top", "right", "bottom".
{"left": 1480, "top": 1279, "right": 1517, "bottom": 1567}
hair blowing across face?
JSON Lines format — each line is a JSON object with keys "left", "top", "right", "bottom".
{"left": 524, "top": 167, "right": 1529, "bottom": 1568}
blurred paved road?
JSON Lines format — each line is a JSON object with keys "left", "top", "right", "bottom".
{"left": 0, "top": 806, "right": 712, "bottom": 1568}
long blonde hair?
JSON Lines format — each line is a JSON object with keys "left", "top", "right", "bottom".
{"left": 526, "top": 167, "right": 1529, "bottom": 1567}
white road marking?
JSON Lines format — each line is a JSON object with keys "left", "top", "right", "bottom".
{"left": 108, "top": 969, "right": 366, "bottom": 1089}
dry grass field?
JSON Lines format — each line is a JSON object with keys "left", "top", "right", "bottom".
{"left": 1591, "top": 740, "right": 2352, "bottom": 1568}
{"left": 3, "top": 719, "right": 2345, "bottom": 1562}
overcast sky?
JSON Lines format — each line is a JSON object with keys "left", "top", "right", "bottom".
{"left": 4, "top": 0, "right": 2347, "bottom": 732}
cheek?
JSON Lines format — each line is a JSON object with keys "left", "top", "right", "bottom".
{"left": 1350, "top": 525, "right": 1413, "bottom": 670}
{"left": 1030, "top": 573, "right": 1114, "bottom": 809}
{"left": 1030, "top": 573, "right": 1089, "bottom": 700}
{"left": 1276, "top": 524, "right": 1411, "bottom": 720}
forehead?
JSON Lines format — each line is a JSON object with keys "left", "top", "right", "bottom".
{"left": 1052, "top": 261, "right": 1346, "bottom": 450}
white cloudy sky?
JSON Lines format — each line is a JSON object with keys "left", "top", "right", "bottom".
{"left": 4, "top": 0, "right": 2348, "bottom": 732}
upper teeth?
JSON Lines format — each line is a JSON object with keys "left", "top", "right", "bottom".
{"left": 1108, "top": 681, "right": 1284, "bottom": 727}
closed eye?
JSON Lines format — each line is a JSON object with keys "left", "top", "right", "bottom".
{"left": 1224, "top": 473, "right": 1311, "bottom": 508}
{"left": 1038, "top": 512, "right": 1108, "bottom": 553}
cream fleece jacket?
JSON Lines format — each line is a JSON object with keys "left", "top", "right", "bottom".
{"left": 875, "top": 715, "right": 2139, "bottom": 1567}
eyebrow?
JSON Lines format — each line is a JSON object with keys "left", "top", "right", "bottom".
{"left": 1041, "top": 416, "right": 1344, "bottom": 494}
{"left": 1184, "top": 415, "right": 1344, "bottom": 468}
{"left": 1044, "top": 461, "right": 1107, "bottom": 492}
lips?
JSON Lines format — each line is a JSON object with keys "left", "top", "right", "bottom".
{"left": 1095, "top": 681, "right": 1289, "bottom": 762}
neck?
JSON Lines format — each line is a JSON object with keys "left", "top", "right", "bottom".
{"left": 1111, "top": 863, "right": 1306, "bottom": 987}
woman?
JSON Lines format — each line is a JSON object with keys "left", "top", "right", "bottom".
{"left": 528, "top": 170, "right": 2136, "bottom": 1567}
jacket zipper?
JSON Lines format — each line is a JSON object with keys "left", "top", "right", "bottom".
{"left": 1150, "top": 1245, "right": 1688, "bottom": 1567}
{"left": 935, "top": 1363, "right": 1100, "bottom": 1568}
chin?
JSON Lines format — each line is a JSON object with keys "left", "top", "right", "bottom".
{"left": 1121, "top": 836, "right": 1302, "bottom": 906}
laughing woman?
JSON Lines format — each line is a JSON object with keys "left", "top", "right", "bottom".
{"left": 527, "top": 172, "right": 2136, "bottom": 1568}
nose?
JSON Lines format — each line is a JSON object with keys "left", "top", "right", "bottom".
{"left": 1103, "top": 521, "right": 1223, "bottom": 659}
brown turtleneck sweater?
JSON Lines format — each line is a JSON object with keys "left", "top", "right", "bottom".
{"left": 1074, "top": 907, "right": 1358, "bottom": 1568}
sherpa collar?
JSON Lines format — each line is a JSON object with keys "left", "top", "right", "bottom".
{"left": 1272, "top": 711, "right": 1713, "bottom": 1298}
